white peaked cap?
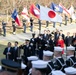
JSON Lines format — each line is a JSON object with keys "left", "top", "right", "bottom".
{"left": 32, "top": 60, "right": 48, "bottom": 69}
{"left": 64, "top": 67, "right": 76, "bottom": 74}
{"left": 27, "top": 56, "right": 38, "bottom": 61}
{"left": 54, "top": 46, "right": 63, "bottom": 52}
{"left": 52, "top": 70, "right": 66, "bottom": 75}
{"left": 43, "top": 51, "right": 53, "bottom": 56}
{"left": 67, "top": 46, "right": 75, "bottom": 51}
{"left": 21, "top": 62, "right": 27, "bottom": 69}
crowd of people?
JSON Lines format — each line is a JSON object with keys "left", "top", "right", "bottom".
{"left": 2, "top": 29, "right": 76, "bottom": 75}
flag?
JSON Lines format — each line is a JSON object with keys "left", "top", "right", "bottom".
{"left": 36, "top": 4, "right": 40, "bottom": 10}
{"left": 59, "top": 3, "right": 70, "bottom": 15}
{"left": 40, "top": 5, "right": 62, "bottom": 23}
{"left": 21, "top": 7, "right": 30, "bottom": 22}
{"left": 29, "top": 4, "right": 40, "bottom": 19}
{"left": 11, "top": 9, "right": 21, "bottom": 26}
{"left": 68, "top": 5, "right": 74, "bottom": 16}
{"left": 51, "top": 3, "right": 63, "bottom": 13}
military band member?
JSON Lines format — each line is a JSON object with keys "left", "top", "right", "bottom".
{"left": 31, "top": 60, "right": 48, "bottom": 75}
{"left": 66, "top": 46, "right": 76, "bottom": 67}
{"left": 43, "top": 51, "right": 54, "bottom": 75}
{"left": 3, "top": 42, "right": 13, "bottom": 60}
{"left": 53, "top": 47, "right": 65, "bottom": 72}
{"left": 64, "top": 67, "right": 76, "bottom": 75}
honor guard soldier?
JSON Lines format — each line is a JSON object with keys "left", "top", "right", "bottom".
{"left": 2, "top": 20, "right": 7, "bottom": 37}
{"left": 22, "top": 39, "right": 34, "bottom": 59}
{"left": 30, "top": 17, "right": 34, "bottom": 32}
{"left": 36, "top": 34, "right": 46, "bottom": 59}
{"left": 52, "top": 70, "right": 66, "bottom": 75}
{"left": 12, "top": 20, "right": 16, "bottom": 35}
{"left": 30, "top": 33, "right": 36, "bottom": 55}
{"left": 3, "top": 42, "right": 13, "bottom": 60}
{"left": 53, "top": 47, "right": 65, "bottom": 72}
{"left": 12, "top": 41, "right": 20, "bottom": 62}
{"left": 31, "top": 60, "right": 48, "bottom": 75}
{"left": 43, "top": 51, "right": 54, "bottom": 75}
{"left": 66, "top": 46, "right": 76, "bottom": 67}
{"left": 64, "top": 67, "right": 76, "bottom": 75}
{"left": 22, "top": 19, "right": 27, "bottom": 33}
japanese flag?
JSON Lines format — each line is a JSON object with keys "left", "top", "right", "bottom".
{"left": 40, "top": 5, "right": 62, "bottom": 23}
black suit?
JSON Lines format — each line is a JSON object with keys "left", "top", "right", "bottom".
{"left": 42, "top": 34, "right": 48, "bottom": 41}
{"left": 65, "top": 36, "right": 72, "bottom": 46}
{"left": 12, "top": 47, "right": 20, "bottom": 61}
{"left": 3, "top": 47, "right": 13, "bottom": 60}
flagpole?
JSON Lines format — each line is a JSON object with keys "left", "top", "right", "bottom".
{"left": 6, "top": 0, "right": 8, "bottom": 23}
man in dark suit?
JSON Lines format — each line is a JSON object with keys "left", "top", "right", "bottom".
{"left": 54, "top": 30, "right": 60, "bottom": 46}
{"left": 12, "top": 41, "right": 20, "bottom": 62}
{"left": 3, "top": 42, "right": 13, "bottom": 60}
{"left": 65, "top": 32, "right": 72, "bottom": 47}
{"left": 60, "top": 30, "right": 65, "bottom": 40}
{"left": 42, "top": 29, "right": 48, "bottom": 41}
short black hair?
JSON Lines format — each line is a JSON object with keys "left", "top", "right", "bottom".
{"left": 15, "top": 41, "right": 18, "bottom": 44}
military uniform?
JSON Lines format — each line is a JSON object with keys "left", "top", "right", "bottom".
{"left": 53, "top": 57, "right": 65, "bottom": 72}
{"left": 36, "top": 35, "right": 46, "bottom": 59}
{"left": 2, "top": 20, "right": 7, "bottom": 36}
{"left": 66, "top": 55, "right": 76, "bottom": 67}
{"left": 12, "top": 20, "right": 16, "bottom": 34}
{"left": 29, "top": 34, "right": 36, "bottom": 55}
{"left": 22, "top": 19, "right": 26, "bottom": 33}
{"left": 66, "top": 46, "right": 76, "bottom": 68}
{"left": 53, "top": 47, "right": 66, "bottom": 72}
